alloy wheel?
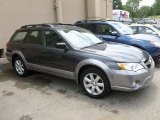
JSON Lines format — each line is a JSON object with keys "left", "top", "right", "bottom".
{"left": 15, "top": 60, "right": 24, "bottom": 75}
{"left": 83, "top": 73, "right": 104, "bottom": 95}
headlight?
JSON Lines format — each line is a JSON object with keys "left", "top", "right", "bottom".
{"left": 150, "top": 41, "right": 160, "bottom": 47}
{"left": 117, "top": 63, "right": 144, "bottom": 71}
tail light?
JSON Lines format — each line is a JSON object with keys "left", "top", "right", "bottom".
{"left": 6, "top": 41, "right": 10, "bottom": 48}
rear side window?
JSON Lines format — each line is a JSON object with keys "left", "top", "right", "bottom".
{"left": 139, "top": 26, "right": 154, "bottom": 34}
{"left": 12, "top": 32, "right": 28, "bottom": 42}
{"left": 25, "top": 31, "right": 41, "bottom": 45}
{"left": 130, "top": 26, "right": 138, "bottom": 34}
{"left": 76, "top": 24, "right": 97, "bottom": 34}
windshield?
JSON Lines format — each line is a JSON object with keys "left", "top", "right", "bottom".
{"left": 59, "top": 29, "right": 103, "bottom": 48}
{"left": 111, "top": 22, "right": 134, "bottom": 35}
{"left": 152, "top": 25, "right": 160, "bottom": 31}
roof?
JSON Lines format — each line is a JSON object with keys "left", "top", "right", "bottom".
{"left": 129, "top": 24, "right": 153, "bottom": 27}
{"left": 19, "top": 23, "right": 83, "bottom": 31}
{"left": 75, "top": 20, "right": 119, "bottom": 24}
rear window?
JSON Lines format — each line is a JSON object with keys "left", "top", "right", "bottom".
{"left": 12, "top": 32, "right": 28, "bottom": 42}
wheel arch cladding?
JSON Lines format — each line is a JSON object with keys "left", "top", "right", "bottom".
{"left": 11, "top": 50, "right": 27, "bottom": 67}
{"left": 75, "top": 59, "right": 111, "bottom": 85}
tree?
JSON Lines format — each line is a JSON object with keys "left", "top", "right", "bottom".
{"left": 123, "top": 0, "right": 142, "bottom": 17}
{"left": 113, "top": 0, "right": 123, "bottom": 10}
{"left": 152, "top": 0, "right": 160, "bottom": 15}
{"left": 139, "top": 6, "right": 151, "bottom": 18}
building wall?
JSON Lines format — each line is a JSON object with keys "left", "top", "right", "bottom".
{"left": 61, "top": 0, "right": 87, "bottom": 23}
{"left": 100, "top": 0, "right": 107, "bottom": 19}
{"left": 106, "top": 0, "right": 113, "bottom": 19}
{"left": 0, "top": 0, "right": 113, "bottom": 56}
{"left": 0, "top": 0, "right": 54, "bottom": 50}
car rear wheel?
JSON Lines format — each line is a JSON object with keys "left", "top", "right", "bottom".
{"left": 80, "top": 67, "right": 111, "bottom": 98}
{"left": 14, "top": 57, "right": 28, "bottom": 77}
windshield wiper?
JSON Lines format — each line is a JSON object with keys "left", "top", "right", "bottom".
{"left": 97, "top": 41, "right": 105, "bottom": 44}
{"left": 82, "top": 41, "right": 106, "bottom": 49}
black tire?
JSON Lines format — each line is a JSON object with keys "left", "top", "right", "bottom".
{"left": 13, "top": 56, "right": 28, "bottom": 77}
{"left": 80, "top": 67, "right": 111, "bottom": 98}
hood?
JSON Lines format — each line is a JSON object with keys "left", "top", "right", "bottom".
{"left": 126, "top": 34, "right": 160, "bottom": 42}
{"left": 83, "top": 42, "right": 148, "bottom": 62}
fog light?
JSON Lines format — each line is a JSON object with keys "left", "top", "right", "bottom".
{"left": 131, "top": 80, "right": 140, "bottom": 88}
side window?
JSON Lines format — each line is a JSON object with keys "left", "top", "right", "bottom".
{"left": 12, "top": 32, "right": 28, "bottom": 42}
{"left": 130, "top": 26, "right": 138, "bottom": 34}
{"left": 86, "top": 24, "right": 97, "bottom": 34}
{"left": 139, "top": 27, "right": 146, "bottom": 34}
{"left": 76, "top": 24, "right": 85, "bottom": 28}
{"left": 97, "top": 24, "right": 116, "bottom": 35}
{"left": 145, "top": 27, "right": 154, "bottom": 34}
{"left": 76, "top": 24, "right": 97, "bottom": 34}
{"left": 139, "top": 27, "right": 154, "bottom": 34}
{"left": 25, "top": 31, "right": 41, "bottom": 45}
{"left": 44, "top": 31, "right": 64, "bottom": 48}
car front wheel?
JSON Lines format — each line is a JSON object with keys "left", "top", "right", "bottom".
{"left": 80, "top": 67, "right": 111, "bottom": 98}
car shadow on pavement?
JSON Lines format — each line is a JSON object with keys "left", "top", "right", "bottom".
{"left": 154, "top": 59, "right": 160, "bottom": 68}
{"left": 0, "top": 64, "right": 158, "bottom": 112}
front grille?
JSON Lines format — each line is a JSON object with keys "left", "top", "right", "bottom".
{"left": 143, "top": 56, "right": 152, "bottom": 69}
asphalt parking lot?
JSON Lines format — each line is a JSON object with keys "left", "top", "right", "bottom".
{"left": 0, "top": 59, "right": 160, "bottom": 120}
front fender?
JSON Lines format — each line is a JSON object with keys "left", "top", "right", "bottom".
{"left": 75, "top": 59, "right": 112, "bottom": 83}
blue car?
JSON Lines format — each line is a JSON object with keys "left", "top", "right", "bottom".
{"left": 74, "top": 20, "right": 160, "bottom": 60}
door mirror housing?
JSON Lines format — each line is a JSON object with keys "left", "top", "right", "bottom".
{"left": 56, "top": 42, "right": 67, "bottom": 49}
{"left": 111, "top": 31, "right": 119, "bottom": 37}
{"left": 152, "top": 32, "right": 157, "bottom": 35}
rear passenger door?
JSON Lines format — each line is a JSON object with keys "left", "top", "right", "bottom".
{"left": 23, "top": 30, "right": 43, "bottom": 65}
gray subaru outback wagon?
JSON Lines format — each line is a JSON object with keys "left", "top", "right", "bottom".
{"left": 6, "top": 24, "right": 155, "bottom": 98}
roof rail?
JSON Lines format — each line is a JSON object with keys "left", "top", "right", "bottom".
{"left": 75, "top": 19, "right": 117, "bottom": 23}
{"left": 21, "top": 23, "right": 73, "bottom": 28}
{"left": 52, "top": 23, "right": 73, "bottom": 26}
{"left": 21, "top": 24, "right": 54, "bottom": 28}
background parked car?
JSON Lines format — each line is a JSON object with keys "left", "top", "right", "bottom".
{"left": 129, "top": 24, "right": 160, "bottom": 38}
{"left": 74, "top": 20, "right": 160, "bottom": 60}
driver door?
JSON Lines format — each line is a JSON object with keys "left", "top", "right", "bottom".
{"left": 96, "top": 24, "right": 120, "bottom": 43}
{"left": 40, "top": 30, "right": 76, "bottom": 73}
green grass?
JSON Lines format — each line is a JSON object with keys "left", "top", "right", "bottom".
{"left": 148, "top": 15, "right": 160, "bottom": 19}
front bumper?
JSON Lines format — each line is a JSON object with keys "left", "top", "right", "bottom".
{"left": 108, "top": 60, "right": 155, "bottom": 91}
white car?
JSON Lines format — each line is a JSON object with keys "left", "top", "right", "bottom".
{"left": 129, "top": 24, "right": 160, "bottom": 37}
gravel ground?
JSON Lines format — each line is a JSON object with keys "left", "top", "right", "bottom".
{"left": 0, "top": 59, "right": 160, "bottom": 120}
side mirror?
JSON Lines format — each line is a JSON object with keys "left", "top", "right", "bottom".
{"left": 111, "top": 31, "right": 119, "bottom": 37}
{"left": 152, "top": 32, "right": 157, "bottom": 35}
{"left": 56, "top": 42, "right": 67, "bottom": 49}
